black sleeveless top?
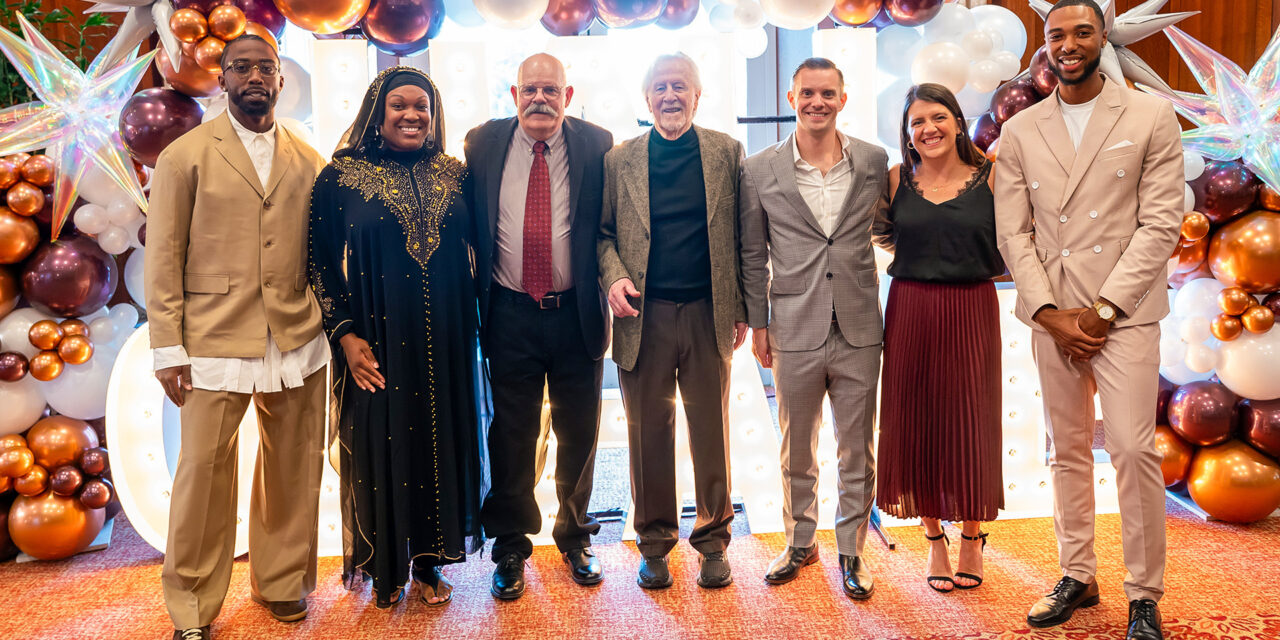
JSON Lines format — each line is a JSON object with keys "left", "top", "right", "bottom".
{"left": 886, "top": 160, "right": 1005, "bottom": 283}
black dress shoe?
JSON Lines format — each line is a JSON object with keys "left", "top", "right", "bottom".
{"left": 491, "top": 553, "right": 526, "bottom": 600}
{"left": 765, "top": 545, "right": 818, "bottom": 585}
{"left": 1127, "top": 599, "right": 1163, "bottom": 640}
{"left": 563, "top": 547, "right": 604, "bottom": 585}
{"left": 838, "top": 554, "right": 874, "bottom": 600}
{"left": 637, "top": 555, "right": 673, "bottom": 589}
{"left": 172, "top": 627, "right": 210, "bottom": 640}
{"left": 263, "top": 598, "right": 307, "bottom": 622}
{"left": 1026, "top": 577, "right": 1100, "bottom": 628}
{"left": 697, "top": 551, "right": 732, "bottom": 588}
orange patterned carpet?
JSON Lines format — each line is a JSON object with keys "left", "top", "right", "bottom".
{"left": 2, "top": 501, "right": 1278, "bottom": 639}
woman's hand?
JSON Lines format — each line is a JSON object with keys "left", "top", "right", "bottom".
{"left": 339, "top": 334, "right": 386, "bottom": 392}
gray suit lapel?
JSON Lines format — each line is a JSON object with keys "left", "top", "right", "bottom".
{"left": 829, "top": 135, "right": 866, "bottom": 236}
{"left": 620, "top": 131, "right": 650, "bottom": 232}
{"left": 770, "top": 134, "right": 826, "bottom": 237}
{"left": 695, "top": 126, "right": 724, "bottom": 223}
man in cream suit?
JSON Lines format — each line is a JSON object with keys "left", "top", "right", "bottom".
{"left": 146, "top": 35, "right": 328, "bottom": 640}
{"left": 598, "top": 53, "right": 747, "bottom": 590}
{"left": 994, "top": 2, "right": 1181, "bottom": 639}
{"left": 739, "top": 58, "right": 891, "bottom": 599}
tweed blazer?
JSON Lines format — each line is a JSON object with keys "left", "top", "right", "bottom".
{"left": 597, "top": 125, "right": 746, "bottom": 371}
{"left": 995, "top": 77, "right": 1183, "bottom": 328}
{"left": 146, "top": 113, "right": 327, "bottom": 357}
{"left": 739, "top": 133, "right": 892, "bottom": 352}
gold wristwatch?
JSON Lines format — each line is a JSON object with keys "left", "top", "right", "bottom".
{"left": 1092, "top": 300, "right": 1117, "bottom": 322}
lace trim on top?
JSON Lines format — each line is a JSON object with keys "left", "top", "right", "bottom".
{"left": 903, "top": 159, "right": 991, "bottom": 199}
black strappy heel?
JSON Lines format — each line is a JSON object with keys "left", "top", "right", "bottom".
{"left": 925, "top": 531, "right": 954, "bottom": 592}
{"left": 955, "top": 531, "right": 988, "bottom": 589}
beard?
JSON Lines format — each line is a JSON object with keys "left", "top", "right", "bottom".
{"left": 233, "top": 90, "right": 276, "bottom": 117}
{"left": 1052, "top": 53, "right": 1102, "bottom": 86}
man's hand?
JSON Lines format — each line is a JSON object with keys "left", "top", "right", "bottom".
{"left": 1036, "top": 307, "right": 1107, "bottom": 360}
{"left": 751, "top": 327, "right": 772, "bottom": 368}
{"left": 607, "top": 278, "right": 640, "bottom": 318}
{"left": 339, "top": 333, "right": 385, "bottom": 392}
{"left": 733, "top": 321, "right": 748, "bottom": 350}
{"left": 1076, "top": 307, "right": 1111, "bottom": 339}
{"left": 156, "top": 365, "right": 192, "bottom": 407}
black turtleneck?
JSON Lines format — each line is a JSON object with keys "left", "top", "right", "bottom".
{"left": 646, "top": 127, "right": 711, "bottom": 303}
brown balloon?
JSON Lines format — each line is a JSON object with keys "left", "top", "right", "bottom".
{"left": 1154, "top": 425, "right": 1194, "bottom": 487}
{"left": 1181, "top": 211, "right": 1211, "bottom": 242}
{"left": 0, "top": 207, "right": 39, "bottom": 264}
{"left": 1242, "top": 304, "right": 1275, "bottom": 334}
{"left": 170, "top": 8, "right": 210, "bottom": 44}
{"left": 1174, "top": 236, "right": 1208, "bottom": 274}
{"left": 0, "top": 434, "right": 25, "bottom": 451}
{"left": 1264, "top": 292, "right": 1280, "bottom": 317}
{"left": 193, "top": 37, "right": 226, "bottom": 75}
{"left": 8, "top": 489, "right": 105, "bottom": 560}
{"left": 57, "top": 334, "right": 93, "bottom": 365}
{"left": 79, "top": 447, "right": 108, "bottom": 476}
{"left": 27, "top": 319, "right": 64, "bottom": 350}
{"left": 273, "top": 0, "right": 370, "bottom": 34}
{"left": 1218, "top": 286, "right": 1254, "bottom": 316}
{"left": 1240, "top": 398, "right": 1280, "bottom": 459}
{"left": 1188, "top": 439, "right": 1280, "bottom": 523}
{"left": 831, "top": 0, "right": 883, "bottom": 25}
{"left": 208, "top": 5, "right": 247, "bottom": 40}
{"left": 242, "top": 21, "right": 279, "bottom": 50}
{"left": 13, "top": 464, "right": 48, "bottom": 496}
{"left": 0, "top": 351, "right": 28, "bottom": 381}
{"left": 6, "top": 181, "right": 44, "bottom": 216}
{"left": 155, "top": 45, "right": 222, "bottom": 99}
{"left": 1210, "top": 313, "right": 1244, "bottom": 341}
{"left": 27, "top": 416, "right": 100, "bottom": 469}
{"left": 0, "top": 446, "right": 34, "bottom": 477}
{"left": 79, "top": 477, "right": 113, "bottom": 510}
{"left": 0, "top": 159, "right": 18, "bottom": 190}
{"left": 20, "top": 155, "right": 54, "bottom": 187}
{"left": 1261, "top": 183, "right": 1280, "bottom": 211}
{"left": 49, "top": 465, "right": 83, "bottom": 496}
{"left": 59, "top": 318, "right": 90, "bottom": 338}
{"left": 1208, "top": 210, "right": 1280, "bottom": 293}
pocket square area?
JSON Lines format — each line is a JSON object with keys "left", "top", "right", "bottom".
{"left": 1104, "top": 140, "right": 1135, "bottom": 151}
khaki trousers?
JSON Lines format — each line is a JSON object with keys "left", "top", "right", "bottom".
{"left": 162, "top": 368, "right": 327, "bottom": 629}
{"left": 1031, "top": 323, "right": 1167, "bottom": 601}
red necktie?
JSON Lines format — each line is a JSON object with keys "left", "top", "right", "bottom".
{"left": 522, "top": 140, "right": 553, "bottom": 302}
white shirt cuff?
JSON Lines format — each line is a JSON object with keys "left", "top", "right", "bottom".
{"left": 153, "top": 345, "right": 191, "bottom": 371}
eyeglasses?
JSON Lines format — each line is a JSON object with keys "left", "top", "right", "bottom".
{"left": 224, "top": 60, "right": 279, "bottom": 77}
{"left": 519, "top": 84, "right": 562, "bottom": 99}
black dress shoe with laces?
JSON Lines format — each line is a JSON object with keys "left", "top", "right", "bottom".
{"left": 1127, "top": 599, "right": 1163, "bottom": 640}
{"left": 563, "top": 547, "right": 604, "bottom": 585}
{"left": 765, "top": 545, "right": 818, "bottom": 585}
{"left": 491, "top": 553, "right": 526, "bottom": 600}
{"left": 838, "top": 554, "right": 874, "bottom": 600}
{"left": 1026, "top": 577, "right": 1100, "bottom": 628}
{"left": 172, "top": 627, "right": 210, "bottom": 640}
{"left": 697, "top": 551, "right": 732, "bottom": 588}
{"left": 637, "top": 555, "right": 673, "bottom": 589}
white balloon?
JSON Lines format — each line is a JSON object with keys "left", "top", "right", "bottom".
{"left": 878, "top": 25, "right": 924, "bottom": 77}
{"left": 473, "top": 0, "right": 550, "bottom": 29}
{"left": 110, "top": 304, "right": 141, "bottom": 337}
{"left": 1183, "top": 151, "right": 1206, "bottom": 182}
{"left": 709, "top": 3, "right": 737, "bottom": 32}
{"left": 0, "top": 308, "right": 49, "bottom": 358}
{"left": 992, "top": 50, "right": 1022, "bottom": 81}
{"left": 1218, "top": 329, "right": 1280, "bottom": 400}
{"left": 276, "top": 57, "right": 313, "bottom": 123}
{"left": 89, "top": 317, "right": 117, "bottom": 344}
{"left": 39, "top": 344, "right": 119, "bottom": 420}
{"left": 1184, "top": 183, "right": 1195, "bottom": 211}
{"left": 960, "top": 30, "right": 994, "bottom": 60}
{"left": 124, "top": 248, "right": 147, "bottom": 311}
{"left": 970, "top": 4, "right": 1026, "bottom": 58}
{"left": 734, "top": 27, "right": 770, "bottom": 59}
{"left": 922, "top": 3, "right": 974, "bottom": 44}
{"left": 877, "top": 78, "right": 914, "bottom": 150}
{"left": 97, "top": 225, "right": 132, "bottom": 255}
{"left": 1159, "top": 323, "right": 1187, "bottom": 364}
{"left": 968, "top": 58, "right": 1004, "bottom": 93}
{"left": 1178, "top": 316, "right": 1212, "bottom": 345}
{"left": 911, "top": 42, "right": 971, "bottom": 94}
{"left": 0, "top": 376, "right": 45, "bottom": 436}
{"left": 1184, "top": 343, "right": 1219, "bottom": 373}
{"left": 1160, "top": 359, "right": 1214, "bottom": 385}
{"left": 106, "top": 198, "right": 141, "bottom": 226}
{"left": 444, "top": 0, "right": 486, "bottom": 27}
{"left": 736, "top": 1, "right": 767, "bottom": 30}
{"left": 760, "top": 0, "right": 829, "bottom": 30}
{"left": 124, "top": 215, "right": 145, "bottom": 250}
{"left": 74, "top": 204, "right": 110, "bottom": 235}
{"left": 983, "top": 28, "right": 1005, "bottom": 54}
{"left": 955, "top": 86, "right": 994, "bottom": 118}
{"left": 1173, "top": 277, "right": 1226, "bottom": 318}
{"left": 76, "top": 163, "right": 126, "bottom": 207}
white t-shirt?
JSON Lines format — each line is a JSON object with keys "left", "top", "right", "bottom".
{"left": 1059, "top": 93, "right": 1100, "bottom": 149}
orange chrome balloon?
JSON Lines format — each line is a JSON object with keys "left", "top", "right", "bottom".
{"left": 830, "top": 0, "right": 883, "bottom": 26}
{"left": 1242, "top": 304, "right": 1275, "bottom": 334}
{"left": 0, "top": 207, "right": 39, "bottom": 264}
{"left": 1211, "top": 313, "right": 1244, "bottom": 341}
{"left": 59, "top": 318, "right": 89, "bottom": 338}
{"left": 1188, "top": 439, "right": 1280, "bottom": 523}
{"left": 0, "top": 475, "right": 9, "bottom": 493}
{"left": 1175, "top": 236, "right": 1208, "bottom": 274}
{"left": 57, "top": 334, "right": 93, "bottom": 365}
{"left": 1154, "top": 425, "right": 1194, "bottom": 487}
{"left": 0, "top": 267, "right": 15, "bottom": 317}
{"left": 0, "top": 158, "right": 18, "bottom": 190}
{"left": 0, "top": 434, "right": 26, "bottom": 451}
{"left": 208, "top": 5, "right": 248, "bottom": 40}
{"left": 13, "top": 464, "right": 48, "bottom": 496}
{"left": 27, "top": 319, "right": 64, "bottom": 351}
{"left": 19, "top": 155, "right": 53, "bottom": 187}
{"left": 0, "top": 446, "right": 34, "bottom": 477}
{"left": 1181, "top": 211, "right": 1211, "bottom": 242}
{"left": 273, "top": 0, "right": 371, "bottom": 34}
{"left": 1259, "top": 183, "right": 1280, "bottom": 211}
{"left": 1218, "top": 286, "right": 1254, "bottom": 316}
{"left": 155, "top": 46, "right": 222, "bottom": 98}
{"left": 6, "top": 181, "right": 44, "bottom": 217}
{"left": 170, "top": 8, "right": 209, "bottom": 44}
{"left": 194, "top": 37, "right": 226, "bottom": 75}
{"left": 28, "top": 350, "right": 63, "bottom": 381}
{"left": 26, "top": 416, "right": 100, "bottom": 469}
{"left": 8, "top": 489, "right": 106, "bottom": 560}
{"left": 1208, "top": 210, "right": 1280, "bottom": 293}
{"left": 242, "top": 22, "right": 279, "bottom": 50}
{"left": 6, "top": 152, "right": 31, "bottom": 166}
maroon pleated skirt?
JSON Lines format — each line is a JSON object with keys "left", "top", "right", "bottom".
{"left": 876, "top": 278, "right": 1004, "bottom": 522}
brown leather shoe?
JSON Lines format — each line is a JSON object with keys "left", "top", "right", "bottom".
{"left": 171, "top": 626, "right": 210, "bottom": 640}
{"left": 263, "top": 599, "right": 307, "bottom": 623}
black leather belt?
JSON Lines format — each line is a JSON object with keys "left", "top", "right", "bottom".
{"left": 494, "top": 284, "right": 573, "bottom": 310}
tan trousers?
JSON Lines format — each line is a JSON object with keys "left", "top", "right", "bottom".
{"left": 1031, "top": 323, "right": 1166, "bottom": 602}
{"left": 162, "top": 368, "right": 327, "bottom": 629}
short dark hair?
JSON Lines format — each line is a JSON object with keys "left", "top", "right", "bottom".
{"left": 1046, "top": 0, "right": 1105, "bottom": 28}
{"left": 219, "top": 34, "right": 278, "bottom": 68}
{"left": 899, "top": 83, "right": 986, "bottom": 171}
{"left": 791, "top": 57, "right": 844, "bottom": 88}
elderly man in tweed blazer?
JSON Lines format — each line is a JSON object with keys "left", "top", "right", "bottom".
{"left": 598, "top": 53, "right": 747, "bottom": 591}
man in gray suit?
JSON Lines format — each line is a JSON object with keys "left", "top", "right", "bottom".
{"left": 598, "top": 52, "right": 747, "bottom": 590}
{"left": 739, "top": 58, "right": 892, "bottom": 599}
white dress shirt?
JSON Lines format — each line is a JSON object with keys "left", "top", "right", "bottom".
{"left": 793, "top": 132, "right": 853, "bottom": 237}
{"left": 1059, "top": 93, "right": 1100, "bottom": 149}
{"left": 151, "top": 113, "right": 329, "bottom": 394}
{"left": 494, "top": 124, "right": 573, "bottom": 293}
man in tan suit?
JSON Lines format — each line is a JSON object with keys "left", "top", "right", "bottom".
{"left": 145, "top": 35, "right": 328, "bottom": 640}
{"left": 994, "top": 2, "right": 1181, "bottom": 639}
{"left": 598, "top": 53, "right": 747, "bottom": 590}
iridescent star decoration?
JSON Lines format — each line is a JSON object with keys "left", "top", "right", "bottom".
{"left": 87, "top": 0, "right": 181, "bottom": 71}
{"left": 1137, "top": 26, "right": 1280, "bottom": 193}
{"left": 1030, "top": 0, "right": 1197, "bottom": 95}
{"left": 0, "top": 13, "right": 154, "bottom": 239}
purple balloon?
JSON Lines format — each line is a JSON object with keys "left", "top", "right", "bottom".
{"left": 542, "top": 0, "right": 597, "bottom": 36}
{"left": 990, "top": 80, "right": 1040, "bottom": 125}
{"left": 234, "top": 0, "right": 288, "bottom": 38}
{"left": 360, "top": 0, "right": 444, "bottom": 57}
{"left": 656, "top": 0, "right": 696, "bottom": 29}
{"left": 885, "top": 0, "right": 942, "bottom": 27}
{"left": 119, "top": 88, "right": 205, "bottom": 168}
{"left": 869, "top": 7, "right": 894, "bottom": 30}
{"left": 1240, "top": 399, "right": 1280, "bottom": 459}
{"left": 1168, "top": 380, "right": 1240, "bottom": 447}
{"left": 593, "top": 0, "right": 665, "bottom": 28}
{"left": 969, "top": 112, "right": 1000, "bottom": 153}
{"left": 19, "top": 235, "right": 119, "bottom": 318}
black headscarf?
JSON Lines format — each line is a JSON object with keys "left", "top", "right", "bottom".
{"left": 333, "top": 66, "right": 447, "bottom": 159}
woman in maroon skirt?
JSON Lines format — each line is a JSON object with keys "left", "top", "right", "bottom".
{"left": 876, "top": 83, "right": 1004, "bottom": 592}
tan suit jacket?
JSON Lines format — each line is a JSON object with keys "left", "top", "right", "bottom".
{"left": 146, "top": 113, "right": 327, "bottom": 357}
{"left": 597, "top": 125, "right": 746, "bottom": 372}
{"left": 994, "top": 78, "right": 1183, "bottom": 327}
